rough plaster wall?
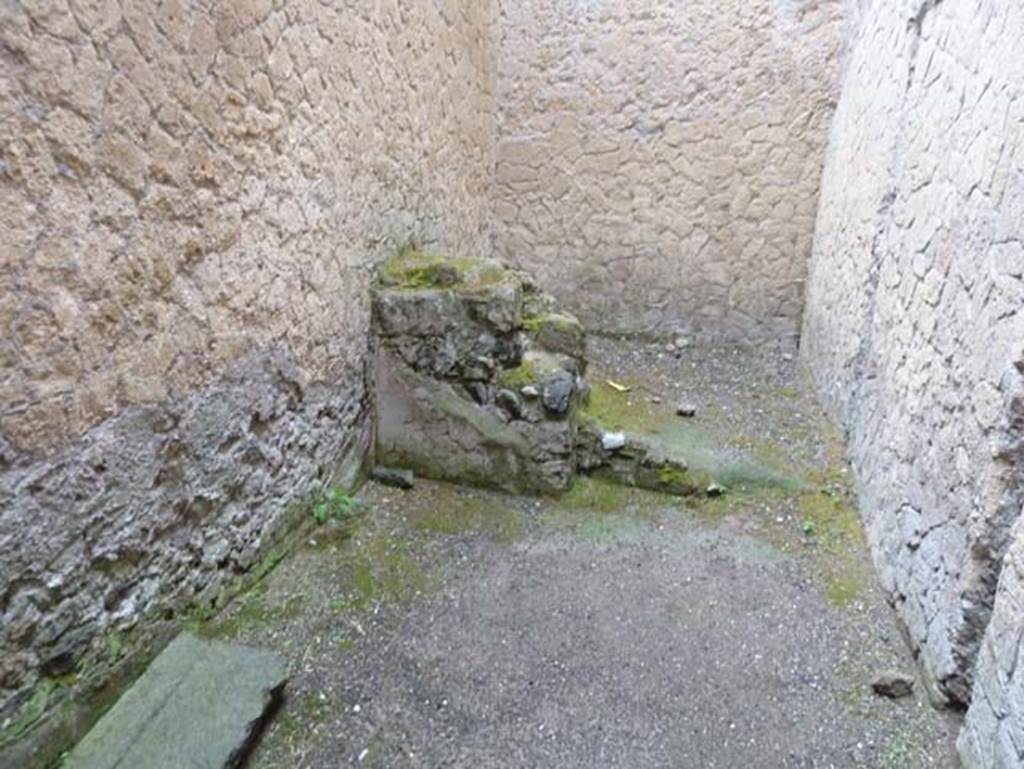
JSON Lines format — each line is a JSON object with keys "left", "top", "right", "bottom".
{"left": 803, "top": 0, "right": 1024, "bottom": 755}
{"left": 0, "top": 0, "right": 495, "bottom": 455}
{"left": 0, "top": 0, "right": 496, "bottom": 746}
{"left": 493, "top": 0, "right": 843, "bottom": 345}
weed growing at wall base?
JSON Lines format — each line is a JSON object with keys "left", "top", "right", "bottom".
{"left": 313, "top": 486, "right": 356, "bottom": 525}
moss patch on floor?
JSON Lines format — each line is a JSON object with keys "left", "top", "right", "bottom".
{"left": 539, "top": 477, "right": 683, "bottom": 541}
{"left": 197, "top": 593, "right": 305, "bottom": 641}
{"left": 386, "top": 481, "right": 529, "bottom": 544}
{"left": 410, "top": 494, "right": 526, "bottom": 544}
{"left": 330, "top": 532, "right": 436, "bottom": 614}
{"left": 583, "top": 373, "right": 803, "bottom": 495}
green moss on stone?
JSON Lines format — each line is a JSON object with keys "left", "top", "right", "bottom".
{"left": 523, "top": 312, "right": 581, "bottom": 335}
{"left": 379, "top": 247, "right": 514, "bottom": 293}
{"left": 657, "top": 465, "right": 689, "bottom": 488}
{"left": 498, "top": 359, "right": 539, "bottom": 389}
{"left": 0, "top": 680, "right": 57, "bottom": 747}
{"left": 497, "top": 351, "right": 571, "bottom": 394}
{"left": 380, "top": 248, "right": 463, "bottom": 289}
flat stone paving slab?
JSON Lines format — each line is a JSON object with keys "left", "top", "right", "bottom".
{"left": 65, "top": 633, "right": 287, "bottom": 769}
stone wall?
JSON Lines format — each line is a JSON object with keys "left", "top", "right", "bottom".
{"left": 0, "top": 0, "right": 496, "bottom": 755}
{"left": 960, "top": 516, "right": 1024, "bottom": 768}
{"left": 802, "top": 0, "right": 1024, "bottom": 764}
{"left": 492, "top": 0, "right": 844, "bottom": 345}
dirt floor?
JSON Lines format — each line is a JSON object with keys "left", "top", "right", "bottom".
{"left": 207, "top": 338, "right": 962, "bottom": 769}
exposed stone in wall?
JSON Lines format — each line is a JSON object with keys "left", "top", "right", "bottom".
{"left": 0, "top": 0, "right": 497, "bottom": 757}
{"left": 959, "top": 517, "right": 1024, "bottom": 768}
{"left": 0, "top": 351, "right": 368, "bottom": 763}
{"left": 803, "top": 2, "right": 1024, "bottom": 761}
{"left": 493, "top": 0, "right": 844, "bottom": 345}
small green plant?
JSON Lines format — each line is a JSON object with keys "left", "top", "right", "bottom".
{"left": 313, "top": 486, "right": 356, "bottom": 525}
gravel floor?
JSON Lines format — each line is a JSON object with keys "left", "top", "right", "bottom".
{"left": 214, "top": 339, "right": 962, "bottom": 769}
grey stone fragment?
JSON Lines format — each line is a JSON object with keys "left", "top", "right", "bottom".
{"left": 465, "top": 281, "right": 523, "bottom": 333}
{"left": 601, "top": 432, "right": 626, "bottom": 452}
{"left": 371, "top": 466, "right": 415, "bottom": 490}
{"left": 520, "top": 385, "right": 540, "bottom": 399}
{"left": 528, "top": 312, "right": 586, "bottom": 366}
{"left": 871, "top": 671, "right": 915, "bottom": 699}
{"left": 464, "top": 381, "right": 490, "bottom": 405}
{"left": 590, "top": 434, "right": 697, "bottom": 496}
{"left": 541, "top": 371, "right": 575, "bottom": 415}
{"left": 64, "top": 633, "right": 288, "bottom": 769}
{"left": 373, "top": 288, "right": 460, "bottom": 338}
{"left": 496, "top": 389, "right": 524, "bottom": 419}
{"left": 375, "top": 350, "right": 573, "bottom": 494}
{"left": 574, "top": 419, "right": 608, "bottom": 473}
{"left": 676, "top": 402, "right": 698, "bottom": 418}
{"left": 959, "top": 524, "right": 1024, "bottom": 768}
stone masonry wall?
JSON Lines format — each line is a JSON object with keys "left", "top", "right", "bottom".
{"left": 493, "top": 0, "right": 844, "bottom": 345}
{"left": 0, "top": 0, "right": 496, "bottom": 756}
{"left": 802, "top": 1, "right": 1024, "bottom": 764}
{"left": 960, "top": 515, "right": 1024, "bottom": 768}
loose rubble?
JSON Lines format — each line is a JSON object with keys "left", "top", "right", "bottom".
{"left": 872, "top": 671, "right": 915, "bottom": 700}
{"left": 372, "top": 251, "right": 702, "bottom": 497}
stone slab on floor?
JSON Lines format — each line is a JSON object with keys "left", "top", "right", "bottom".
{"left": 64, "top": 633, "right": 287, "bottom": 769}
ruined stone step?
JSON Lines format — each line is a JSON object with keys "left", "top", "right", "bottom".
{"left": 64, "top": 633, "right": 288, "bottom": 769}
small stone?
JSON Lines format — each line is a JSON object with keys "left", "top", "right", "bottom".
{"left": 706, "top": 483, "right": 725, "bottom": 497}
{"left": 464, "top": 381, "right": 490, "bottom": 405}
{"left": 650, "top": 396, "right": 663, "bottom": 404}
{"left": 520, "top": 385, "right": 540, "bottom": 399}
{"left": 371, "top": 466, "right": 415, "bottom": 490}
{"left": 601, "top": 432, "right": 627, "bottom": 451}
{"left": 665, "top": 342, "right": 677, "bottom": 353}
{"left": 496, "top": 389, "right": 524, "bottom": 419}
{"left": 541, "top": 371, "right": 575, "bottom": 415}
{"left": 676, "top": 402, "right": 698, "bottom": 418}
{"left": 871, "top": 671, "right": 915, "bottom": 699}
{"left": 674, "top": 336, "right": 690, "bottom": 349}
